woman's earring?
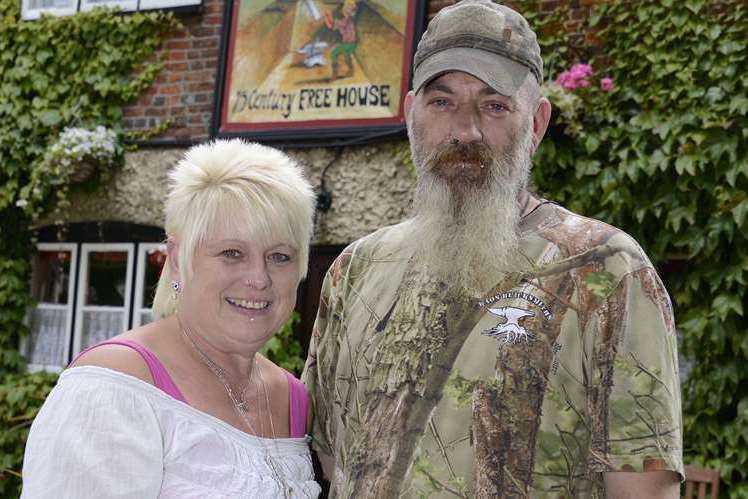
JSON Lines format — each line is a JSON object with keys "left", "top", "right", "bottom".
{"left": 171, "top": 280, "right": 182, "bottom": 297}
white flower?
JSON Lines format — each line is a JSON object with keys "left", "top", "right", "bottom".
{"left": 15, "top": 198, "right": 28, "bottom": 208}
{"left": 45, "top": 125, "right": 119, "bottom": 171}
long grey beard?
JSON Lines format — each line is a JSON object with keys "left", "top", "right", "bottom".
{"left": 409, "top": 128, "right": 534, "bottom": 294}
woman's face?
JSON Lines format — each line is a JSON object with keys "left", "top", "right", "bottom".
{"left": 176, "top": 227, "right": 300, "bottom": 352}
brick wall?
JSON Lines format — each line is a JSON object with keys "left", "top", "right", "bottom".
{"left": 123, "top": 0, "right": 224, "bottom": 142}
{"left": 122, "top": 0, "right": 594, "bottom": 143}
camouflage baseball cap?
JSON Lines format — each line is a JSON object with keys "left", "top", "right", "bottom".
{"left": 412, "top": 0, "right": 543, "bottom": 96}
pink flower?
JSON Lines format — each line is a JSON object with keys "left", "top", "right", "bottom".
{"left": 569, "top": 63, "right": 593, "bottom": 79}
{"left": 600, "top": 77, "right": 615, "bottom": 91}
{"left": 555, "top": 63, "right": 596, "bottom": 91}
{"left": 556, "top": 70, "right": 577, "bottom": 90}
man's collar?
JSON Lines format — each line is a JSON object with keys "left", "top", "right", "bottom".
{"left": 517, "top": 189, "right": 541, "bottom": 218}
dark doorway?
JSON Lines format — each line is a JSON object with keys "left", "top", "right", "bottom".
{"left": 295, "top": 244, "right": 346, "bottom": 356}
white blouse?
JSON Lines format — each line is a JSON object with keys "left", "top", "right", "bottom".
{"left": 22, "top": 367, "right": 321, "bottom": 498}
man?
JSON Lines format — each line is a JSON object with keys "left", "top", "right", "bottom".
{"left": 303, "top": 1, "right": 683, "bottom": 497}
{"left": 325, "top": 0, "right": 358, "bottom": 80}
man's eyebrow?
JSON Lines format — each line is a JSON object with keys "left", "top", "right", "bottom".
{"left": 422, "top": 82, "right": 455, "bottom": 94}
{"left": 422, "top": 82, "right": 518, "bottom": 107}
{"left": 479, "top": 87, "right": 519, "bottom": 109}
{"left": 478, "top": 86, "right": 517, "bottom": 105}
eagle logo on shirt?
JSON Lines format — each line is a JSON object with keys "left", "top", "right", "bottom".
{"left": 482, "top": 306, "right": 535, "bottom": 344}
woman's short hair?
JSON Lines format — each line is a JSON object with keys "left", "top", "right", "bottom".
{"left": 152, "top": 139, "right": 315, "bottom": 318}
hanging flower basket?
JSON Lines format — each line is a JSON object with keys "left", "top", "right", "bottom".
{"left": 68, "top": 158, "right": 98, "bottom": 183}
{"left": 16, "top": 125, "right": 122, "bottom": 219}
{"left": 44, "top": 126, "right": 120, "bottom": 184}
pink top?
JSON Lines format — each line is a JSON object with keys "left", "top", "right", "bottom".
{"left": 72, "top": 339, "right": 308, "bottom": 438}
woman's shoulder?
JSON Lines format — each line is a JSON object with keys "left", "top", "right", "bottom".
{"left": 258, "top": 355, "right": 306, "bottom": 389}
{"left": 36, "top": 366, "right": 167, "bottom": 428}
{"left": 69, "top": 318, "right": 176, "bottom": 384}
{"left": 70, "top": 342, "right": 153, "bottom": 383}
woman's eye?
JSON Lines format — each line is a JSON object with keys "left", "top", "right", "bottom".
{"left": 268, "top": 252, "right": 291, "bottom": 264}
{"left": 221, "top": 249, "right": 242, "bottom": 259}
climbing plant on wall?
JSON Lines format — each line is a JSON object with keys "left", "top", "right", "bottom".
{"left": 522, "top": 0, "right": 747, "bottom": 495}
{"left": 0, "top": 4, "right": 177, "bottom": 495}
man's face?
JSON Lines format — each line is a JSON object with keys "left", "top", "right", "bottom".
{"left": 405, "top": 71, "right": 536, "bottom": 191}
{"left": 404, "top": 71, "right": 544, "bottom": 292}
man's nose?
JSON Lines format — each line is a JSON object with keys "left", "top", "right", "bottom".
{"left": 450, "top": 108, "right": 483, "bottom": 144}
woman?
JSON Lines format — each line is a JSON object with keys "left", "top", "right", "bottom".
{"left": 22, "top": 139, "right": 320, "bottom": 498}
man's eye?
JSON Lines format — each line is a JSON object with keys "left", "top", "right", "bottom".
{"left": 429, "top": 98, "right": 450, "bottom": 108}
{"left": 221, "top": 249, "right": 242, "bottom": 258}
{"left": 485, "top": 102, "right": 508, "bottom": 113}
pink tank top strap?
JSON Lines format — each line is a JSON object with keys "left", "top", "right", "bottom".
{"left": 285, "top": 371, "right": 309, "bottom": 438}
{"left": 71, "top": 339, "right": 188, "bottom": 404}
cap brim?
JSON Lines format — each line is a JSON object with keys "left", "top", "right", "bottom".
{"left": 413, "top": 47, "right": 530, "bottom": 97}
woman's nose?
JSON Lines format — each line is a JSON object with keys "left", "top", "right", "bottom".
{"left": 243, "top": 262, "right": 271, "bottom": 290}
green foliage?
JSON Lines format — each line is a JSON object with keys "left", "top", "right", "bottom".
{"left": 0, "top": 371, "right": 58, "bottom": 497}
{"left": 0, "top": 4, "right": 176, "bottom": 492}
{"left": 0, "top": 4, "right": 176, "bottom": 377}
{"left": 260, "top": 312, "right": 306, "bottom": 375}
{"left": 522, "top": 0, "right": 748, "bottom": 495}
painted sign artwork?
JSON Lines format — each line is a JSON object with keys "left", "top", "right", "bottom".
{"left": 218, "top": 0, "right": 419, "bottom": 135}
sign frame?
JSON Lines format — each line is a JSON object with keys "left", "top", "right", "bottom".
{"left": 211, "top": 0, "right": 426, "bottom": 146}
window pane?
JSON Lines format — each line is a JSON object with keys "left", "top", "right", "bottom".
{"left": 140, "top": 310, "right": 154, "bottom": 326}
{"left": 32, "top": 251, "right": 72, "bottom": 304}
{"left": 85, "top": 251, "right": 128, "bottom": 306}
{"left": 143, "top": 247, "right": 166, "bottom": 308}
{"left": 26, "top": 307, "right": 68, "bottom": 367}
{"left": 29, "top": 0, "right": 74, "bottom": 7}
{"left": 80, "top": 310, "right": 124, "bottom": 349}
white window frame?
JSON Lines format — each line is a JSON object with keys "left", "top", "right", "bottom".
{"left": 79, "top": 0, "right": 137, "bottom": 13}
{"left": 72, "top": 243, "right": 134, "bottom": 357}
{"left": 132, "top": 242, "right": 163, "bottom": 328}
{"left": 21, "top": 0, "right": 202, "bottom": 20}
{"left": 138, "top": 0, "right": 200, "bottom": 9}
{"left": 23, "top": 243, "right": 78, "bottom": 372}
{"left": 21, "top": 0, "right": 78, "bottom": 20}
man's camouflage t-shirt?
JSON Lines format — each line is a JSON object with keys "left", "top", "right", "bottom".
{"left": 302, "top": 197, "right": 683, "bottom": 498}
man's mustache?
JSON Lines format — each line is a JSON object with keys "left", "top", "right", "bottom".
{"left": 425, "top": 140, "right": 494, "bottom": 172}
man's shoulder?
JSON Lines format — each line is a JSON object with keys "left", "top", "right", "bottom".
{"left": 531, "top": 200, "right": 655, "bottom": 277}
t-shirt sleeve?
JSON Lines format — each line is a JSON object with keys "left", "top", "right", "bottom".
{"left": 302, "top": 266, "right": 337, "bottom": 458}
{"left": 21, "top": 372, "right": 164, "bottom": 498}
{"left": 302, "top": 244, "right": 357, "bottom": 461}
{"left": 585, "top": 265, "right": 684, "bottom": 479}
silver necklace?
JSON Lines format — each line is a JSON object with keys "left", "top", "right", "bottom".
{"left": 179, "top": 324, "right": 294, "bottom": 497}
{"left": 180, "top": 325, "right": 269, "bottom": 436}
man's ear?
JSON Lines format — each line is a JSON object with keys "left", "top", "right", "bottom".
{"left": 404, "top": 90, "right": 415, "bottom": 127}
{"left": 531, "top": 96, "right": 552, "bottom": 154}
{"left": 166, "top": 238, "right": 180, "bottom": 281}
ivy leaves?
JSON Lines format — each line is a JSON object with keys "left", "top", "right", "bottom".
{"left": 0, "top": 371, "right": 58, "bottom": 492}
{"left": 526, "top": 0, "right": 747, "bottom": 494}
{"left": 0, "top": 5, "right": 177, "bottom": 495}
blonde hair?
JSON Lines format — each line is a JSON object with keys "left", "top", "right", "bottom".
{"left": 151, "top": 139, "right": 315, "bottom": 319}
